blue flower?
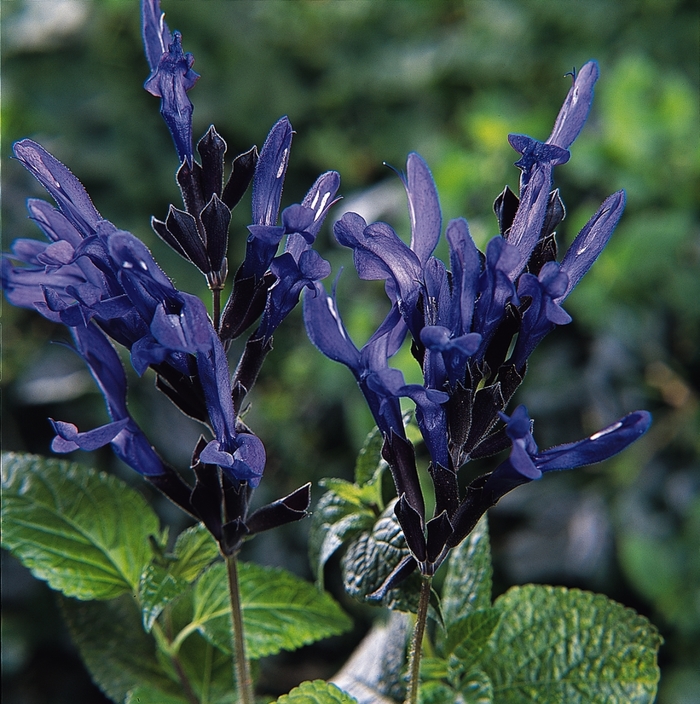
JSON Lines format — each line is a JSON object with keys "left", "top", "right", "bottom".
{"left": 3, "top": 139, "right": 265, "bottom": 488}
{"left": 142, "top": 0, "right": 199, "bottom": 163}
{"left": 304, "top": 62, "right": 651, "bottom": 586}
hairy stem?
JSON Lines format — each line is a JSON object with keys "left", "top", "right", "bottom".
{"left": 405, "top": 575, "right": 432, "bottom": 704}
{"left": 226, "top": 552, "right": 253, "bottom": 704}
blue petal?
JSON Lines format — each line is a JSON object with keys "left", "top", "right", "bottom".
{"left": 144, "top": 32, "right": 199, "bottom": 163}
{"left": 14, "top": 140, "right": 101, "bottom": 237}
{"left": 557, "top": 190, "right": 625, "bottom": 301}
{"left": 535, "top": 411, "right": 651, "bottom": 472}
{"left": 252, "top": 117, "right": 293, "bottom": 227}
{"left": 547, "top": 61, "right": 600, "bottom": 149}
{"left": 403, "top": 153, "right": 442, "bottom": 265}
{"left": 141, "top": 0, "right": 171, "bottom": 72}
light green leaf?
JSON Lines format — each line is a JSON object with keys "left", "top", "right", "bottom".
{"left": 60, "top": 594, "right": 179, "bottom": 703}
{"left": 483, "top": 585, "right": 662, "bottom": 703}
{"left": 182, "top": 561, "right": 352, "bottom": 659}
{"left": 444, "top": 609, "right": 501, "bottom": 675}
{"left": 273, "top": 679, "right": 358, "bottom": 704}
{"left": 139, "top": 563, "right": 188, "bottom": 632}
{"left": 309, "top": 490, "right": 376, "bottom": 585}
{"left": 170, "top": 523, "right": 221, "bottom": 583}
{"left": 1, "top": 452, "right": 160, "bottom": 600}
{"left": 441, "top": 515, "right": 492, "bottom": 627}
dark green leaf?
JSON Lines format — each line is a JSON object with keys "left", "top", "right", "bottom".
{"left": 309, "top": 490, "right": 376, "bottom": 586}
{"left": 441, "top": 515, "right": 492, "bottom": 627}
{"left": 354, "top": 424, "right": 387, "bottom": 487}
{"left": 341, "top": 501, "right": 421, "bottom": 613}
{"left": 60, "top": 594, "right": 179, "bottom": 703}
{"left": 274, "top": 679, "right": 358, "bottom": 703}
{"left": 457, "top": 669, "right": 493, "bottom": 704}
{"left": 483, "top": 585, "right": 662, "bottom": 703}
{"left": 125, "top": 686, "right": 188, "bottom": 704}
{"left": 183, "top": 561, "right": 352, "bottom": 659}
{"left": 1, "top": 452, "right": 160, "bottom": 600}
{"left": 418, "top": 681, "right": 460, "bottom": 704}
{"left": 139, "top": 563, "right": 188, "bottom": 632}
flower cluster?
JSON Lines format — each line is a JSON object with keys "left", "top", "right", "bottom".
{"left": 304, "top": 61, "right": 651, "bottom": 594}
{"left": 1, "top": 0, "right": 338, "bottom": 555}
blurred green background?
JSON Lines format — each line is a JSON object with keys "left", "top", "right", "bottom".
{"left": 2, "top": 0, "right": 698, "bottom": 701}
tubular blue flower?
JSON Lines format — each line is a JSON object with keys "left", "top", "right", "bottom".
{"left": 50, "top": 323, "right": 168, "bottom": 477}
{"left": 304, "top": 279, "right": 407, "bottom": 442}
{"left": 304, "top": 62, "right": 650, "bottom": 586}
{"left": 3, "top": 139, "right": 266, "bottom": 489}
{"left": 488, "top": 405, "right": 651, "bottom": 485}
{"left": 142, "top": 0, "right": 199, "bottom": 163}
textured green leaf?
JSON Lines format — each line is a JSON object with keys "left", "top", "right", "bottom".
{"left": 184, "top": 561, "right": 352, "bottom": 659}
{"left": 441, "top": 515, "right": 492, "bottom": 627}
{"left": 445, "top": 609, "right": 502, "bottom": 670}
{"left": 273, "top": 679, "right": 358, "bottom": 704}
{"left": 483, "top": 585, "right": 662, "bottom": 703}
{"left": 60, "top": 594, "right": 179, "bottom": 703}
{"left": 139, "top": 562, "right": 188, "bottom": 632}
{"left": 458, "top": 669, "right": 493, "bottom": 704}
{"left": 1, "top": 452, "right": 160, "bottom": 600}
{"left": 341, "top": 500, "right": 422, "bottom": 612}
{"left": 309, "top": 490, "right": 376, "bottom": 585}
{"left": 418, "top": 681, "right": 460, "bottom": 704}
{"left": 170, "top": 523, "right": 221, "bottom": 583}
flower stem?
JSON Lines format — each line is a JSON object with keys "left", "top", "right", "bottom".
{"left": 213, "top": 288, "right": 221, "bottom": 332}
{"left": 405, "top": 575, "right": 432, "bottom": 704}
{"left": 225, "top": 552, "right": 254, "bottom": 704}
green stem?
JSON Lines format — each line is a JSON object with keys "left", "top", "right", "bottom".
{"left": 151, "top": 622, "right": 201, "bottom": 704}
{"left": 226, "top": 552, "right": 254, "bottom": 704}
{"left": 405, "top": 575, "right": 432, "bottom": 704}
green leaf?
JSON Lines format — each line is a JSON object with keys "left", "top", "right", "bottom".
{"left": 457, "top": 669, "right": 493, "bottom": 704}
{"left": 170, "top": 523, "right": 221, "bottom": 583}
{"left": 273, "top": 679, "right": 358, "bottom": 704}
{"left": 418, "top": 681, "right": 461, "bottom": 704}
{"left": 139, "top": 563, "right": 188, "bottom": 632}
{"left": 173, "top": 628, "right": 240, "bottom": 704}
{"left": 125, "top": 686, "right": 188, "bottom": 704}
{"left": 441, "top": 515, "right": 492, "bottom": 627}
{"left": 341, "top": 500, "right": 421, "bottom": 612}
{"left": 182, "top": 561, "right": 352, "bottom": 659}
{"left": 353, "top": 424, "right": 387, "bottom": 487}
{"left": 1, "top": 452, "right": 160, "bottom": 600}
{"left": 60, "top": 594, "right": 179, "bottom": 703}
{"left": 482, "top": 585, "right": 662, "bottom": 703}
{"left": 309, "top": 490, "right": 376, "bottom": 585}
{"left": 444, "top": 608, "right": 501, "bottom": 664}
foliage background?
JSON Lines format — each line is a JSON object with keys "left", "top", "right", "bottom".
{"left": 2, "top": 0, "right": 698, "bottom": 701}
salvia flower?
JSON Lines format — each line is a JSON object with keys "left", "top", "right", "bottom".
{"left": 3, "top": 0, "right": 341, "bottom": 553}
{"left": 303, "top": 61, "right": 651, "bottom": 593}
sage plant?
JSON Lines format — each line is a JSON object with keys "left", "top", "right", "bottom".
{"left": 2, "top": 1, "right": 339, "bottom": 701}
{"left": 303, "top": 60, "right": 651, "bottom": 702}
